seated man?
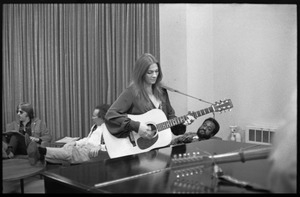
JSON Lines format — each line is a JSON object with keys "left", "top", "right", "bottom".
{"left": 3, "top": 102, "right": 52, "bottom": 159}
{"left": 27, "top": 104, "right": 110, "bottom": 165}
{"left": 171, "top": 117, "right": 220, "bottom": 146}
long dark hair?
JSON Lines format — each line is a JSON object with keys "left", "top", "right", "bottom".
{"left": 131, "top": 53, "right": 165, "bottom": 102}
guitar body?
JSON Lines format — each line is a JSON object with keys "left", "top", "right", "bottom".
{"left": 103, "top": 109, "right": 173, "bottom": 159}
{"left": 103, "top": 99, "right": 233, "bottom": 159}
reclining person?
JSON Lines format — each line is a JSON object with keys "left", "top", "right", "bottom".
{"left": 27, "top": 104, "right": 110, "bottom": 165}
{"left": 171, "top": 117, "right": 220, "bottom": 146}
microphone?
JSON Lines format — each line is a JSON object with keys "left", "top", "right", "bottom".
{"left": 161, "top": 85, "right": 214, "bottom": 105}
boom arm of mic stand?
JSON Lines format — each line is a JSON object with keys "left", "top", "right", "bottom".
{"left": 163, "top": 85, "right": 214, "bottom": 105}
{"left": 173, "top": 90, "right": 214, "bottom": 105}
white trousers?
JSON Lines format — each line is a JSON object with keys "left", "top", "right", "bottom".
{"left": 46, "top": 143, "right": 94, "bottom": 164}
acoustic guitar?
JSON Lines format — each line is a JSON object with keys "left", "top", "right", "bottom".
{"left": 103, "top": 99, "right": 233, "bottom": 158}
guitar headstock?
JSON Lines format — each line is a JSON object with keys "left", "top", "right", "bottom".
{"left": 213, "top": 99, "right": 233, "bottom": 113}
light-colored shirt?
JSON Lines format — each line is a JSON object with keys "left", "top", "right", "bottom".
{"left": 75, "top": 124, "right": 104, "bottom": 147}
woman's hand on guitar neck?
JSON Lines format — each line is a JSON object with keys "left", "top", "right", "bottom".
{"left": 183, "top": 114, "right": 195, "bottom": 126}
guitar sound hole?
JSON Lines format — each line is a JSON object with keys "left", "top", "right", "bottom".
{"left": 148, "top": 123, "right": 158, "bottom": 138}
{"left": 137, "top": 123, "right": 159, "bottom": 150}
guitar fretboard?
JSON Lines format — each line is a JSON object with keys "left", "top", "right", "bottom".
{"left": 156, "top": 106, "right": 214, "bottom": 132}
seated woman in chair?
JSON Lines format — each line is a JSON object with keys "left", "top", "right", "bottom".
{"left": 171, "top": 117, "right": 220, "bottom": 146}
{"left": 3, "top": 102, "right": 52, "bottom": 159}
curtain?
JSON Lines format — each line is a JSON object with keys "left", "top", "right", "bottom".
{"left": 2, "top": 4, "right": 160, "bottom": 141}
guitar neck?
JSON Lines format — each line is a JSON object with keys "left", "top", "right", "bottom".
{"left": 156, "top": 106, "right": 214, "bottom": 132}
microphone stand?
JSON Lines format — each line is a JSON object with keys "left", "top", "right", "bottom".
{"left": 162, "top": 85, "right": 214, "bottom": 105}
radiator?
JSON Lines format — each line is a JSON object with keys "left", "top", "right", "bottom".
{"left": 245, "top": 126, "right": 276, "bottom": 145}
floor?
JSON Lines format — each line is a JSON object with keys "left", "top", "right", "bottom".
{"left": 2, "top": 174, "right": 45, "bottom": 193}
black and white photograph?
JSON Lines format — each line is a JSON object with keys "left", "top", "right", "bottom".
{"left": 2, "top": 2, "right": 297, "bottom": 194}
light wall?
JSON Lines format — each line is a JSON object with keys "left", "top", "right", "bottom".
{"left": 160, "top": 4, "right": 297, "bottom": 140}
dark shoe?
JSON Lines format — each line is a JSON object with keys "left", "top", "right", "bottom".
{"left": 38, "top": 146, "right": 46, "bottom": 162}
{"left": 24, "top": 133, "right": 31, "bottom": 147}
{"left": 27, "top": 141, "right": 40, "bottom": 165}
